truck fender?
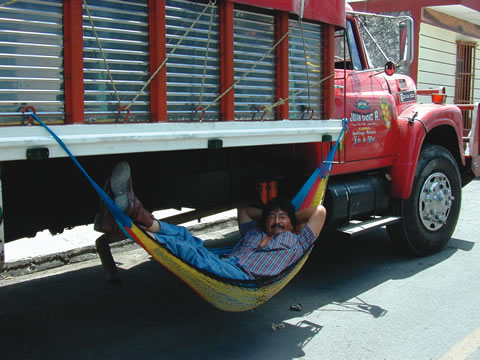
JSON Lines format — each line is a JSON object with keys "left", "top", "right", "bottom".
{"left": 390, "top": 104, "right": 464, "bottom": 199}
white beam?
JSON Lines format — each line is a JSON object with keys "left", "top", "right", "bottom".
{"left": 0, "top": 119, "right": 344, "bottom": 161}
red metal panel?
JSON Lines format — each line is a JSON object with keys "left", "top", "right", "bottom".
{"left": 276, "top": 11, "right": 289, "bottom": 120}
{"left": 220, "top": 1, "right": 235, "bottom": 121}
{"left": 323, "top": 24, "right": 335, "bottom": 119}
{"left": 149, "top": 0, "right": 167, "bottom": 122}
{"left": 233, "top": 0, "right": 293, "bottom": 11}
{"left": 301, "top": 0, "right": 346, "bottom": 28}
{"left": 330, "top": 156, "right": 394, "bottom": 176}
{"left": 229, "top": 0, "right": 346, "bottom": 27}
{"left": 390, "top": 104, "right": 465, "bottom": 198}
{"left": 63, "top": 0, "right": 84, "bottom": 124}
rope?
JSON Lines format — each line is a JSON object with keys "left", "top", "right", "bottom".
{"left": 291, "top": 118, "right": 348, "bottom": 211}
{"left": 299, "top": 19, "right": 312, "bottom": 112}
{"left": 68, "top": 1, "right": 327, "bottom": 121}
{"left": 83, "top": 0, "right": 121, "bottom": 107}
{"left": 257, "top": 19, "right": 330, "bottom": 120}
{"left": 199, "top": 0, "right": 216, "bottom": 108}
{"left": 24, "top": 110, "right": 131, "bottom": 227}
{"left": 125, "top": 1, "right": 215, "bottom": 111}
{"left": 203, "top": 29, "right": 291, "bottom": 112}
{"left": 83, "top": 0, "right": 214, "bottom": 114}
{"left": 258, "top": 73, "right": 334, "bottom": 118}
{"left": 23, "top": 107, "right": 318, "bottom": 311}
{"left": 0, "top": 0, "right": 18, "bottom": 7}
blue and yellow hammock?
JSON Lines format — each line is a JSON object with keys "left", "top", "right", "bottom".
{"left": 27, "top": 112, "right": 347, "bottom": 312}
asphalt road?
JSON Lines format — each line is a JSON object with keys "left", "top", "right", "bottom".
{"left": 1, "top": 180, "right": 480, "bottom": 360}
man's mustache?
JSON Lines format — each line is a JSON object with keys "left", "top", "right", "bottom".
{"left": 272, "top": 224, "right": 285, "bottom": 230}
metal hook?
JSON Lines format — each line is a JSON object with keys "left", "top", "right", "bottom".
{"left": 21, "top": 105, "right": 37, "bottom": 125}
{"left": 117, "top": 105, "right": 130, "bottom": 123}
{"left": 257, "top": 105, "right": 269, "bottom": 121}
{"left": 307, "top": 107, "right": 314, "bottom": 120}
{"left": 301, "top": 106, "right": 314, "bottom": 120}
{"left": 195, "top": 105, "right": 206, "bottom": 122}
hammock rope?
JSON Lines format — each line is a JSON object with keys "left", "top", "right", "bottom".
{"left": 21, "top": 113, "right": 347, "bottom": 312}
{"left": 292, "top": 118, "right": 349, "bottom": 211}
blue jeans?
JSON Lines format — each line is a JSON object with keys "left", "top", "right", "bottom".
{"left": 152, "top": 221, "right": 250, "bottom": 280}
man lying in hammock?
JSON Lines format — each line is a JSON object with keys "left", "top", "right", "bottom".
{"left": 95, "top": 162, "right": 326, "bottom": 281}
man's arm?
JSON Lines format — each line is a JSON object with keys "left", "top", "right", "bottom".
{"left": 237, "top": 204, "right": 262, "bottom": 226}
{"left": 296, "top": 205, "right": 327, "bottom": 237}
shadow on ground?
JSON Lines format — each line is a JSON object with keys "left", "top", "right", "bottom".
{"left": 0, "top": 228, "right": 472, "bottom": 360}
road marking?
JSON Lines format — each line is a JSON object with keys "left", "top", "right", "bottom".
{"left": 441, "top": 327, "right": 480, "bottom": 360}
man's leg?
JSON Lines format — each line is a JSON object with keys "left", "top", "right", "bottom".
{"left": 152, "top": 221, "right": 250, "bottom": 280}
{"left": 110, "top": 161, "right": 156, "bottom": 230}
{"left": 104, "top": 162, "right": 249, "bottom": 280}
{"left": 94, "top": 162, "right": 157, "bottom": 233}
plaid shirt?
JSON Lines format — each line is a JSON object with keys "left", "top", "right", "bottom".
{"left": 224, "top": 220, "right": 317, "bottom": 279}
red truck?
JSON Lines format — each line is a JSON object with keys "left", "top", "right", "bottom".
{"left": 0, "top": 0, "right": 478, "bottom": 270}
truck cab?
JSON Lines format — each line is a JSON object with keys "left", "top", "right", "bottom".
{"left": 316, "top": 8, "right": 479, "bottom": 256}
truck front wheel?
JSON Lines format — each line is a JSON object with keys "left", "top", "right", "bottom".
{"left": 387, "top": 144, "right": 461, "bottom": 256}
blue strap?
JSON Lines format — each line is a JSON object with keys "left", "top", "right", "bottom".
{"left": 291, "top": 118, "right": 348, "bottom": 211}
{"left": 28, "top": 112, "right": 348, "bottom": 224}
{"left": 27, "top": 113, "right": 132, "bottom": 228}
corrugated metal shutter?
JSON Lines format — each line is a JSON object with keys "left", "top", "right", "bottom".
{"left": 83, "top": 0, "right": 150, "bottom": 123}
{"left": 288, "top": 20, "right": 324, "bottom": 120}
{"left": 166, "top": 0, "right": 220, "bottom": 122}
{"left": 0, "top": 0, "right": 64, "bottom": 125}
{"left": 234, "top": 8, "right": 276, "bottom": 121}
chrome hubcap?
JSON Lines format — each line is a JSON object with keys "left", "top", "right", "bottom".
{"left": 419, "top": 172, "right": 454, "bottom": 231}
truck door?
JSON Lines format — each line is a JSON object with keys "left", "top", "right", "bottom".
{"left": 334, "top": 20, "right": 395, "bottom": 163}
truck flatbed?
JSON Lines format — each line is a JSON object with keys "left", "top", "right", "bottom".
{"left": 0, "top": 119, "right": 343, "bottom": 161}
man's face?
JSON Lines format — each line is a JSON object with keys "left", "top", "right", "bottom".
{"left": 264, "top": 208, "right": 294, "bottom": 236}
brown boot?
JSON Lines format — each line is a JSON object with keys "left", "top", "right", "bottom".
{"left": 110, "top": 162, "right": 155, "bottom": 229}
{"left": 93, "top": 177, "right": 124, "bottom": 235}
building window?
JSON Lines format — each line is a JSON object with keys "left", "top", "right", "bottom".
{"left": 455, "top": 41, "right": 476, "bottom": 132}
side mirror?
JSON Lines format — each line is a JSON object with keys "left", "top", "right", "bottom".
{"left": 385, "top": 61, "right": 395, "bottom": 76}
{"left": 398, "top": 17, "right": 414, "bottom": 66}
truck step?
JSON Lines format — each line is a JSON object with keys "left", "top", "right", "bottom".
{"left": 337, "top": 216, "right": 402, "bottom": 237}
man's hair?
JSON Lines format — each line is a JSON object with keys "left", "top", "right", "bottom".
{"left": 259, "top": 197, "right": 297, "bottom": 231}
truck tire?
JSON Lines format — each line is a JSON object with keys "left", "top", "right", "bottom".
{"left": 387, "top": 144, "right": 461, "bottom": 256}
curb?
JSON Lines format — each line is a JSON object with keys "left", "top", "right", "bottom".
{"left": 1, "top": 215, "right": 239, "bottom": 279}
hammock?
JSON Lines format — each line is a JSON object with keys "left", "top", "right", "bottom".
{"left": 26, "top": 111, "right": 347, "bottom": 311}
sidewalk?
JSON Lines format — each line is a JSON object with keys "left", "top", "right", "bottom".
{"left": 2, "top": 208, "right": 238, "bottom": 277}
